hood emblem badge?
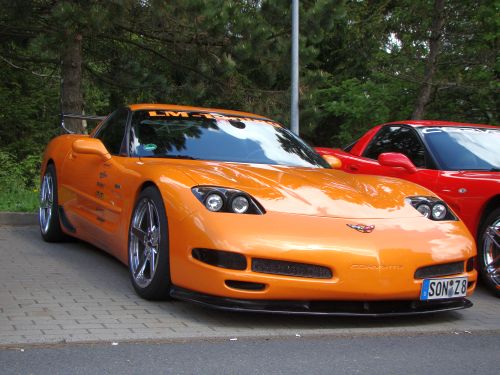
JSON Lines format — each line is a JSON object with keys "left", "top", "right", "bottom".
{"left": 347, "top": 224, "right": 375, "bottom": 233}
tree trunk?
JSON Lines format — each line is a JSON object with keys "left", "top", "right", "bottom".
{"left": 61, "top": 33, "right": 84, "bottom": 133}
{"left": 411, "top": 0, "right": 445, "bottom": 120}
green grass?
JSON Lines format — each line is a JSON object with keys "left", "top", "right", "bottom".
{"left": 0, "top": 188, "right": 39, "bottom": 212}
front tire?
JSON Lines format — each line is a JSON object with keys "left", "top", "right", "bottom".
{"left": 128, "top": 186, "right": 171, "bottom": 300}
{"left": 478, "top": 207, "right": 500, "bottom": 297}
{"left": 39, "top": 164, "right": 66, "bottom": 242}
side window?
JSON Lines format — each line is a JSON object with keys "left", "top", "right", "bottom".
{"left": 94, "top": 109, "right": 129, "bottom": 156}
{"left": 363, "top": 126, "right": 427, "bottom": 168}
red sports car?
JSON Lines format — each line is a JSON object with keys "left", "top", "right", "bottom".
{"left": 316, "top": 121, "right": 499, "bottom": 296}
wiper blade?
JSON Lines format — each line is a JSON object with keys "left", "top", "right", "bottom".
{"left": 143, "top": 155, "right": 198, "bottom": 160}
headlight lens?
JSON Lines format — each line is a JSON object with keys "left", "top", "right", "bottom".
{"left": 192, "top": 186, "right": 264, "bottom": 215}
{"left": 231, "top": 196, "right": 250, "bottom": 214}
{"left": 205, "top": 193, "right": 224, "bottom": 212}
{"left": 431, "top": 203, "right": 447, "bottom": 220}
{"left": 406, "top": 196, "right": 457, "bottom": 221}
{"left": 416, "top": 204, "right": 431, "bottom": 218}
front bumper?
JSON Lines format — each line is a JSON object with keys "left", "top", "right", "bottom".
{"left": 169, "top": 212, "right": 477, "bottom": 301}
{"left": 171, "top": 286, "right": 473, "bottom": 317}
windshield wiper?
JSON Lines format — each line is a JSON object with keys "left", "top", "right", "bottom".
{"left": 143, "top": 155, "right": 198, "bottom": 160}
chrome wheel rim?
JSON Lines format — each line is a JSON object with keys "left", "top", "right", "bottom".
{"left": 483, "top": 217, "right": 500, "bottom": 287}
{"left": 39, "top": 174, "right": 53, "bottom": 234}
{"left": 129, "top": 198, "right": 161, "bottom": 288}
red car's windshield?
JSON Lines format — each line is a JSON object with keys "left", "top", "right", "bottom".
{"left": 418, "top": 126, "right": 500, "bottom": 171}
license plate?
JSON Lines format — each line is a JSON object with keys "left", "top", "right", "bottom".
{"left": 420, "top": 277, "right": 468, "bottom": 300}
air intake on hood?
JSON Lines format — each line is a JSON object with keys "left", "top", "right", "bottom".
{"left": 252, "top": 258, "right": 332, "bottom": 279}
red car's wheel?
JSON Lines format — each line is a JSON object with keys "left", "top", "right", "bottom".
{"left": 478, "top": 207, "right": 500, "bottom": 297}
{"left": 128, "top": 186, "right": 171, "bottom": 300}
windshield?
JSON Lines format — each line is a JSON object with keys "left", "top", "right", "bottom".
{"left": 129, "top": 110, "right": 329, "bottom": 168}
{"left": 418, "top": 126, "right": 500, "bottom": 171}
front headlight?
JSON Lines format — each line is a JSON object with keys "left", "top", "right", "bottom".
{"left": 205, "top": 193, "right": 224, "bottom": 212}
{"left": 231, "top": 195, "right": 250, "bottom": 214}
{"left": 192, "top": 186, "right": 265, "bottom": 215}
{"left": 431, "top": 203, "right": 447, "bottom": 220}
{"left": 406, "top": 196, "right": 457, "bottom": 221}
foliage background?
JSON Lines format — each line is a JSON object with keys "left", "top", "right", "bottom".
{"left": 0, "top": 0, "right": 498, "bottom": 211}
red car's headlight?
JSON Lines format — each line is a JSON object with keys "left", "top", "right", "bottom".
{"left": 192, "top": 186, "right": 265, "bottom": 215}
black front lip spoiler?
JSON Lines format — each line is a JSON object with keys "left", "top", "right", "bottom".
{"left": 170, "top": 286, "right": 473, "bottom": 317}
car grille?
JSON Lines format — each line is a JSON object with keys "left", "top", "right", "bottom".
{"left": 414, "top": 261, "right": 464, "bottom": 279}
{"left": 251, "top": 258, "right": 332, "bottom": 279}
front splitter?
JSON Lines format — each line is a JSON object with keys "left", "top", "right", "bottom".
{"left": 170, "top": 286, "right": 473, "bottom": 317}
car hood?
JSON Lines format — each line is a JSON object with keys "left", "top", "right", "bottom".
{"left": 442, "top": 170, "right": 500, "bottom": 181}
{"left": 169, "top": 161, "right": 431, "bottom": 219}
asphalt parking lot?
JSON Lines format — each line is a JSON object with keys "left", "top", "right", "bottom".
{"left": 1, "top": 224, "right": 499, "bottom": 347}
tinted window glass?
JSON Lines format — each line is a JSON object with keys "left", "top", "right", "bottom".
{"left": 95, "top": 109, "right": 129, "bottom": 155}
{"left": 418, "top": 126, "right": 500, "bottom": 171}
{"left": 129, "top": 110, "right": 329, "bottom": 168}
{"left": 363, "top": 126, "right": 426, "bottom": 167}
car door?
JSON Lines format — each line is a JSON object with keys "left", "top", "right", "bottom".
{"left": 61, "top": 108, "right": 130, "bottom": 249}
{"left": 349, "top": 125, "right": 440, "bottom": 191}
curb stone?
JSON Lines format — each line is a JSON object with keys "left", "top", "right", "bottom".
{"left": 0, "top": 212, "right": 37, "bottom": 225}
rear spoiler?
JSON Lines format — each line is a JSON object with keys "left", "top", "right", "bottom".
{"left": 61, "top": 113, "right": 107, "bottom": 134}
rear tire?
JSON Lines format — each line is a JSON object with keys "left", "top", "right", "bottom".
{"left": 39, "top": 164, "right": 66, "bottom": 242}
{"left": 478, "top": 207, "right": 500, "bottom": 297}
{"left": 128, "top": 186, "right": 171, "bottom": 300}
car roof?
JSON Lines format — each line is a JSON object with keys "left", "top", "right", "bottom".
{"left": 127, "top": 103, "right": 272, "bottom": 121}
{"left": 383, "top": 120, "right": 498, "bottom": 130}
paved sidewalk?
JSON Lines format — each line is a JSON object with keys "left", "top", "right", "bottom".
{"left": 0, "top": 225, "right": 498, "bottom": 347}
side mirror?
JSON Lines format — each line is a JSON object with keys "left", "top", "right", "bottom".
{"left": 322, "top": 154, "right": 342, "bottom": 169}
{"left": 378, "top": 152, "right": 417, "bottom": 173}
{"left": 72, "top": 138, "right": 111, "bottom": 161}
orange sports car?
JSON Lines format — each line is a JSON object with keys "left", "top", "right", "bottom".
{"left": 39, "top": 104, "right": 477, "bottom": 316}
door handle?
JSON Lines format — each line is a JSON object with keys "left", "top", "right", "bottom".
{"left": 349, "top": 164, "right": 359, "bottom": 171}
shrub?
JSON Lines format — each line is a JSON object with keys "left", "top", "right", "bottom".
{"left": 0, "top": 150, "right": 40, "bottom": 212}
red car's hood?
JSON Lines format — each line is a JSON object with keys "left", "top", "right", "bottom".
{"left": 442, "top": 170, "right": 500, "bottom": 181}
{"left": 171, "top": 161, "right": 431, "bottom": 219}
